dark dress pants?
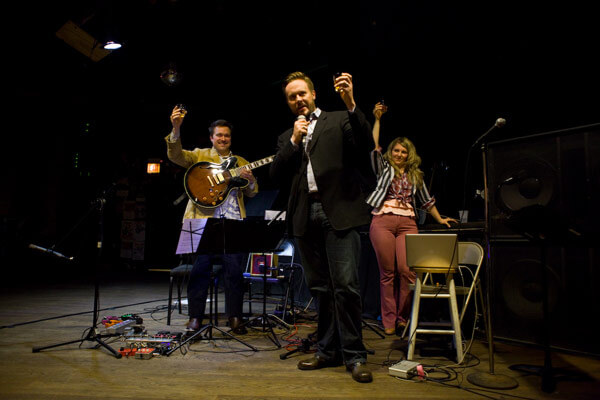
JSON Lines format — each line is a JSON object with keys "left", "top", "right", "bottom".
{"left": 187, "top": 252, "right": 245, "bottom": 321}
{"left": 295, "top": 201, "right": 367, "bottom": 365}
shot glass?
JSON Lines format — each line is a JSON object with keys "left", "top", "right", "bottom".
{"left": 176, "top": 103, "right": 187, "bottom": 117}
{"left": 332, "top": 72, "right": 342, "bottom": 92}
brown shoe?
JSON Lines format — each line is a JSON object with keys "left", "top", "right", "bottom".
{"left": 228, "top": 316, "right": 247, "bottom": 335}
{"left": 186, "top": 318, "right": 201, "bottom": 331}
{"left": 396, "top": 320, "right": 407, "bottom": 335}
{"left": 298, "top": 355, "right": 339, "bottom": 370}
{"left": 346, "top": 362, "right": 373, "bottom": 383}
{"left": 384, "top": 327, "right": 396, "bottom": 335}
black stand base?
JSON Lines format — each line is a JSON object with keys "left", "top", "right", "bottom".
{"left": 280, "top": 337, "right": 314, "bottom": 360}
{"left": 508, "top": 360, "right": 588, "bottom": 394}
{"left": 467, "top": 371, "right": 519, "bottom": 390}
{"left": 510, "top": 363, "right": 557, "bottom": 393}
{"left": 362, "top": 319, "right": 385, "bottom": 339}
{"left": 32, "top": 331, "right": 122, "bottom": 358}
{"left": 244, "top": 314, "right": 287, "bottom": 347}
{"left": 167, "top": 323, "right": 257, "bottom": 356}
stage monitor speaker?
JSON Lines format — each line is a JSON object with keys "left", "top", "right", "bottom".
{"left": 486, "top": 123, "right": 600, "bottom": 356}
{"left": 487, "top": 123, "right": 600, "bottom": 239}
{"left": 490, "top": 242, "right": 599, "bottom": 356}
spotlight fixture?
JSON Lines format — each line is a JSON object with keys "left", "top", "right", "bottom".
{"left": 104, "top": 40, "right": 122, "bottom": 50}
{"left": 160, "top": 63, "right": 183, "bottom": 86}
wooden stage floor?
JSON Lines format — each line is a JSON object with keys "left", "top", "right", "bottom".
{"left": 1, "top": 270, "right": 599, "bottom": 400}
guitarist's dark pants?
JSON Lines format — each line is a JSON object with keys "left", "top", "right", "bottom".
{"left": 187, "top": 252, "right": 246, "bottom": 321}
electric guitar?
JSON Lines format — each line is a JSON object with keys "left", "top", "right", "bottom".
{"left": 184, "top": 155, "right": 275, "bottom": 208}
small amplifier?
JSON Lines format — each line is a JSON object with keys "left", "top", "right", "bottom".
{"left": 249, "top": 253, "right": 278, "bottom": 277}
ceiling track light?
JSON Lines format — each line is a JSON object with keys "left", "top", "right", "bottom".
{"left": 104, "top": 40, "right": 122, "bottom": 50}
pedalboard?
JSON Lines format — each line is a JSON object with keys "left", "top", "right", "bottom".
{"left": 118, "top": 331, "right": 183, "bottom": 359}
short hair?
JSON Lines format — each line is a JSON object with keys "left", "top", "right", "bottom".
{"left": 208, "top": 119, "right": 233, "bottom": 137}
{"left": 282, "top": 71, "right": 315, "bottom": 94}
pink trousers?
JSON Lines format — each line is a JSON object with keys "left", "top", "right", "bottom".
{"left": 369, "top": 214, "right": 418, "bottom": 330}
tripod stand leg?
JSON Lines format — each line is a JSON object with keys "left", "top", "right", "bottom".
{"left": 33, "top": 338, "right": 88, "bottom": 353}
{"left": 33, "top": 334, "right": 122, "bottom": 359}
{"left": 210, "top": 325, "right": 258, "bottom": 351}
{"left": 93, "top": 335, "right": 123, "bottom": 358}
{"left": 362, "top": 319, "right": 385, "bottom": 339}
{"left": 263, "top": 316, "right": 282, "bottom": 347}
{"left": 166, "top": 322, "right": 258, "bottom": 356}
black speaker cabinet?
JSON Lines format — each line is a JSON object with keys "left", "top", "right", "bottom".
{"left": 487, "top": 123, "right": 600, "bottom": 240}
{"left": 490, "top": 242, "right": 599, "bottom": 355}
{"left": 487, "top": 123, "right": 600, "bottom": 355}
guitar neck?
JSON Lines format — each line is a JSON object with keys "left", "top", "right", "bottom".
{"left": 230, "top": 155, "right": 275, "bottom": 177}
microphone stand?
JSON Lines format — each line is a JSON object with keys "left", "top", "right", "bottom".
{"left": 32, "top": 184, "right": 122, "bottom": 358}
{"left": 466, "top": 124, "right": 518, "bottom": 389}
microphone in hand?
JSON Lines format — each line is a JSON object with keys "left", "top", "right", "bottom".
{"left": 296, "top": 114, "right": 307, "bottom": 147}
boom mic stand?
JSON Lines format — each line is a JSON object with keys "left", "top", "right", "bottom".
{"left": 32, "top": 184, "right": 122, "bottom": 358}
{"left": 465, "top": 121, "right": 518, "bottom": 389}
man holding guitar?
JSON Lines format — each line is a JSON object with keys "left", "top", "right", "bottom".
{"left": 165, "top": 108, "right": 258, "bottom": 334}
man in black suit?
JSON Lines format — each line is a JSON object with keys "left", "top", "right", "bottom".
{"left": 270, "top": 71, "right": 374, "bottom": 383}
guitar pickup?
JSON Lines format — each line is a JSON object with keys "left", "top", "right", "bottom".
{"left": 206, "top": 176, "right": 215, "bottom": 187}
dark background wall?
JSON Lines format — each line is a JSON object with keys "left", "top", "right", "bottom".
{"left": 3, "top": 1, "right": 599, "bottom": 274}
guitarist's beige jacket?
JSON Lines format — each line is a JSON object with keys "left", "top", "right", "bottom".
{"left": 165, "top": 134, "right": 258, "bottom": 220}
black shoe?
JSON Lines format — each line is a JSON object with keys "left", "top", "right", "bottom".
{"left": 186, "top": 318, "right": 201, "bottom": 331}
{"left": 228, "top": 316, "right": 247, "bottom": 335}
{"left": 346, "top": 362, "right": 373, "bottom": 383}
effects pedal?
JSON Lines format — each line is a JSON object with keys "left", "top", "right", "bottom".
{"left": 134, "top": 348, "right": 155, "bottom": 360}
{"left": 103, "top": 319, "right": 137, "bottom": 334}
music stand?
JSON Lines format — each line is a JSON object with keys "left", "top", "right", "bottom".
{"left": 166, "top": 217, "right": 286, "bottom": 355}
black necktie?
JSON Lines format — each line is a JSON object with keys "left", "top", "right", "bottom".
{"left": 304, "top": 114, "right": 318, "bottom": 153}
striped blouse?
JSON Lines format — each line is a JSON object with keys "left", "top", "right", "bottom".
{"left": 365, "top": 150, "right": 435, "bottom": 215}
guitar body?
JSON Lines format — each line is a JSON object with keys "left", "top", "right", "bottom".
{"left": 183, "top": 155, "right": 274, "bottom": 209}
{"left": 184, "top": 158, "right": 248, "bottom": 208}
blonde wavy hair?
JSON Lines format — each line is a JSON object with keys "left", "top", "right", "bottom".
{"left": 384, "top": 137, "right": 424, "bottom": 189}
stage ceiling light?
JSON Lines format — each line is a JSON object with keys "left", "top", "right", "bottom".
{"left": 160, "top": 64, "right": 183, "bottom": 86}
{"left": 104, "top": 40, "right": 122, "bottom": 50}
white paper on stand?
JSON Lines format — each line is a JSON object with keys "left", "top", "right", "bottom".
{"left": 175, "top": 219, "right": 208, "bottom": 254}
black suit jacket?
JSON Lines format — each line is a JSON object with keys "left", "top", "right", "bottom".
{"left": 270, "top": 108, "right": 375, "bottom": 236}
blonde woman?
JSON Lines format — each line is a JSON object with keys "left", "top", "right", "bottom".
{"left": 366, "top": 103, "right": 457, "bottom": 335}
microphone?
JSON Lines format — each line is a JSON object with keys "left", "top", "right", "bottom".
{"left": 472, "top": 117, "right": 507, "bottom": 148}
{"left": 297, "top": 114, "right": 307, "bottom": 147}
{"left": 28, "top": 244, "right": 74, "bottom": 261}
